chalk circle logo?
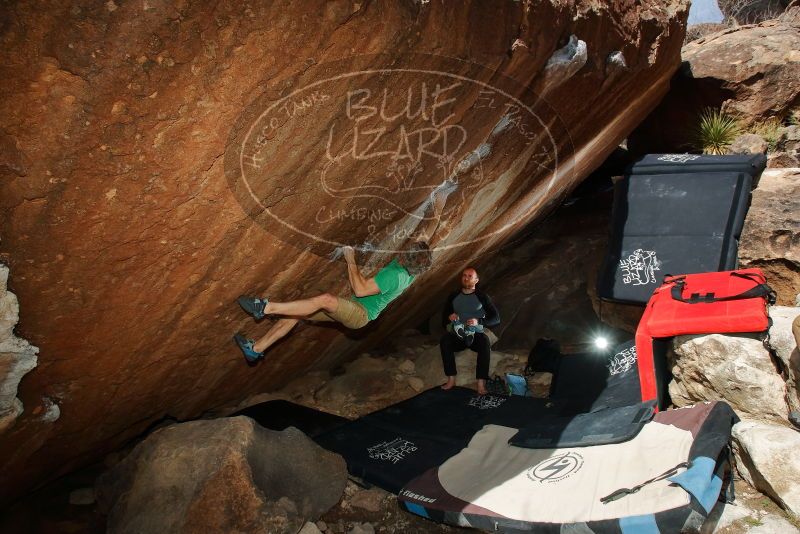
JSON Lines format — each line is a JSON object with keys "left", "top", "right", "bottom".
{"left": 526, "top": 452, "right": 584, "bottom": 483}
{"left": 224, "top": 53, "right": 573, "bottom": 257}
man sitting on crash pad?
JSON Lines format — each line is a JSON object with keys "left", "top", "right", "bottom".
{"left": 440, "top": 267, "right": 500, "bottom": 395}
{"left": 233, "top": 194, "right": 446, "bottom": 363}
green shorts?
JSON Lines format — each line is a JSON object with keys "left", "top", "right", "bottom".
{"left": 307, "top": 297, "right": 370, "bottom": 329}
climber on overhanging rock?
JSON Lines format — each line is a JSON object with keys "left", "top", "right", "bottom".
{"left": 233, "top": 192, "right": 448, "bottom": 363}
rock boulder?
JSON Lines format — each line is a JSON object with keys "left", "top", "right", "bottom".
{"left": 96, "top": 417, "right": 347, "bottom": 534}
{"left": 794, "top": 313, "right": 800, "bottom": 347}
{"left": 730, "top": 133, "right": 769, "bottom": 155}
{"left": 630, "top": 8, "right": 800, "bottom": 153}
{"left": 685, "top": 12, "right": 800, "bottom": 122}
{"left": 767, "top": 306, "right": 800, "bottom": 414}
{"left": 669, "top": 334, "right": 789, "bottom": 422}
{"left": 0, "top": 0, "right": 690, "bottom": 503}
{"left": 733, "top": 420, "right": 800, "bottom": 518}
{"left": 739, "top": 169, "right": 800, "bottom": 305}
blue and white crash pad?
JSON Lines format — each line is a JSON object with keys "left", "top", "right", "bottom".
{"left": 398, "top": 401, "right": 736, "bottom": 533}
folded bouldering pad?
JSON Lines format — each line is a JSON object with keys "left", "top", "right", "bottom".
{"left": 509, "top": 401, "right": 656, "bottom": 449}
{"left": 625, "top": 153, "right": 766, "bottom": 180}
{"left": 598, "top": 168, "right": 756, "bottom": 304}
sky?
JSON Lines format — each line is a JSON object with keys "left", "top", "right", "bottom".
{"left": 688, "top": 0, "right": 725, "bottom": 24}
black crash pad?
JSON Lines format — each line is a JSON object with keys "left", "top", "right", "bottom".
{"left": 550, "top": 340, "right": 643, "bottom": 413}
{"left": 598, "top": 170, "right": 755, "bottom": 304}
{"left": 508, "top": 400, "right": 656, "bottom": 449}
{"left": 625, "top": 153, "right": 766, "bottom": 181}
{"left": 314, "top": 387, "right": 560, "bottom": 493}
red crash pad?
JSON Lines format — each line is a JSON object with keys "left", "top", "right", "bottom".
{"left": 636, "top": 269, "right": 774, "bottom": 406}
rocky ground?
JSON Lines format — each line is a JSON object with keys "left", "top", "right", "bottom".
{"left": 230, "top": 330, "right": 541, "bottom": 420}
{"left": 310, "top": 479, "right": 800, "bottom": 534}
{"left": 704, "top": 485, "right": 800, "bottom": 534}
{"left": 315, "top": 480, "right": 465, "bottom": 534}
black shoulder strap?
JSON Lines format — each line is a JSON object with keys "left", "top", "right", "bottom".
{"left": 723, "top": 445, "right": 736, "bottom": 504}
{"left": 670, "top": 273, "right": 776, "bottom": 305}
{"left": 600, "top": 462, "right": 691, "bottom": 504}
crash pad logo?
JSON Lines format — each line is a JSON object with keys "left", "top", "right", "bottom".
{"left": 468, "top": 395, "right": 506, "bottom": 410}
{"left": 367, "top": 437, "right": 418, "bottom": 464}
{"left": 607, "top": 345, "right": 637, "bottom": 376}
{"left": 527, "top": 452, "right": 584, "bottom": 484}
{"left": 656, "top": 154, "right": 701, "bottom": 164}
{"left": 401, "top": 490, "right": 437, "bottom": 503}
{"left": 620, "top": 249, "right": 661, "bottom": 286}
{"left": 225, "top": 54, "right": 571, "bottom": 256}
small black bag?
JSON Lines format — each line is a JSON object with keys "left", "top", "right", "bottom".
{"left": 485, "top": 375, "right": 510, "bottom": 396}
{"left": 525, "top": 338, "right": 561, "bottom": 376}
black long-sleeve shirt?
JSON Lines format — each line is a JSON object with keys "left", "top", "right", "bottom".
{"left": 441, "top": 289, "right": 500, "bottom": 328}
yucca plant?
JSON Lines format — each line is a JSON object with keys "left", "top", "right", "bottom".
{"left": 751, "top": 118, "right": 784, "bottom": 151}
{"left": 694, "top": 108, "right": 741, "bottom": 155}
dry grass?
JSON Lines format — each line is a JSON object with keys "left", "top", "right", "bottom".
{"left": 750, "top": 118, "right": 784, "bottom": 150}
{"left": 718, "top": 0, "right": 789, "bottom": 25}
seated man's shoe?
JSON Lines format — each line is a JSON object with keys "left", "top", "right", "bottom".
{"left": 238, "top": 295, "right": 268, "bottom": 320}
{"left": 233, "top": 333, "right": 264, "bottom": 363}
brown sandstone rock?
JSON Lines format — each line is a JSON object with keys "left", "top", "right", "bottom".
{"left": 630, "top": 11, "right": 800, "bottom": 153}
{"left": 767, "top": 151, "right": 800, "bottom": 168}
{"left": 669, "top": 308, "right": 799, "bottom": 424}
{"left": 730, "top": 133, "right": 769, "bottom": 155}
{"left": 96, "top": 417, "right": 346, "bottom": 534}
{"left": 686, "top": 16, "right": 800, "bottom": 122}
{"left": 348, "top": 488, "right": 386, "bottom": 513}
{"left": 739, "top": 168, "right": 800, "bottom": 305}
{"left": 0, "top": 0, "right": 689, "bottom": 503}
{"left": 768, "top": 125, "right": 800, "bottom": 166}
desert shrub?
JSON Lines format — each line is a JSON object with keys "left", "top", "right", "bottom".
{"left": 750, "top": 118, "right": 784, "bottom": 150}
{"left": 694, "top": 108, "right": 742, "bottom": 154}
{"left": 718, "top": 0, "right": 789, "bottom": 25}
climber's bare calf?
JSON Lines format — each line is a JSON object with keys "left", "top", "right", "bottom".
{"left": 250, "top": 294, "right": 341, "bottom": 353}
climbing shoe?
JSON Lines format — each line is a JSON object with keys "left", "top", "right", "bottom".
{"left": 233, "top": 333, "right": 263, "bottom": 363}
{"left": 237, "top": 295, "right": 268, "bottom": 320}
